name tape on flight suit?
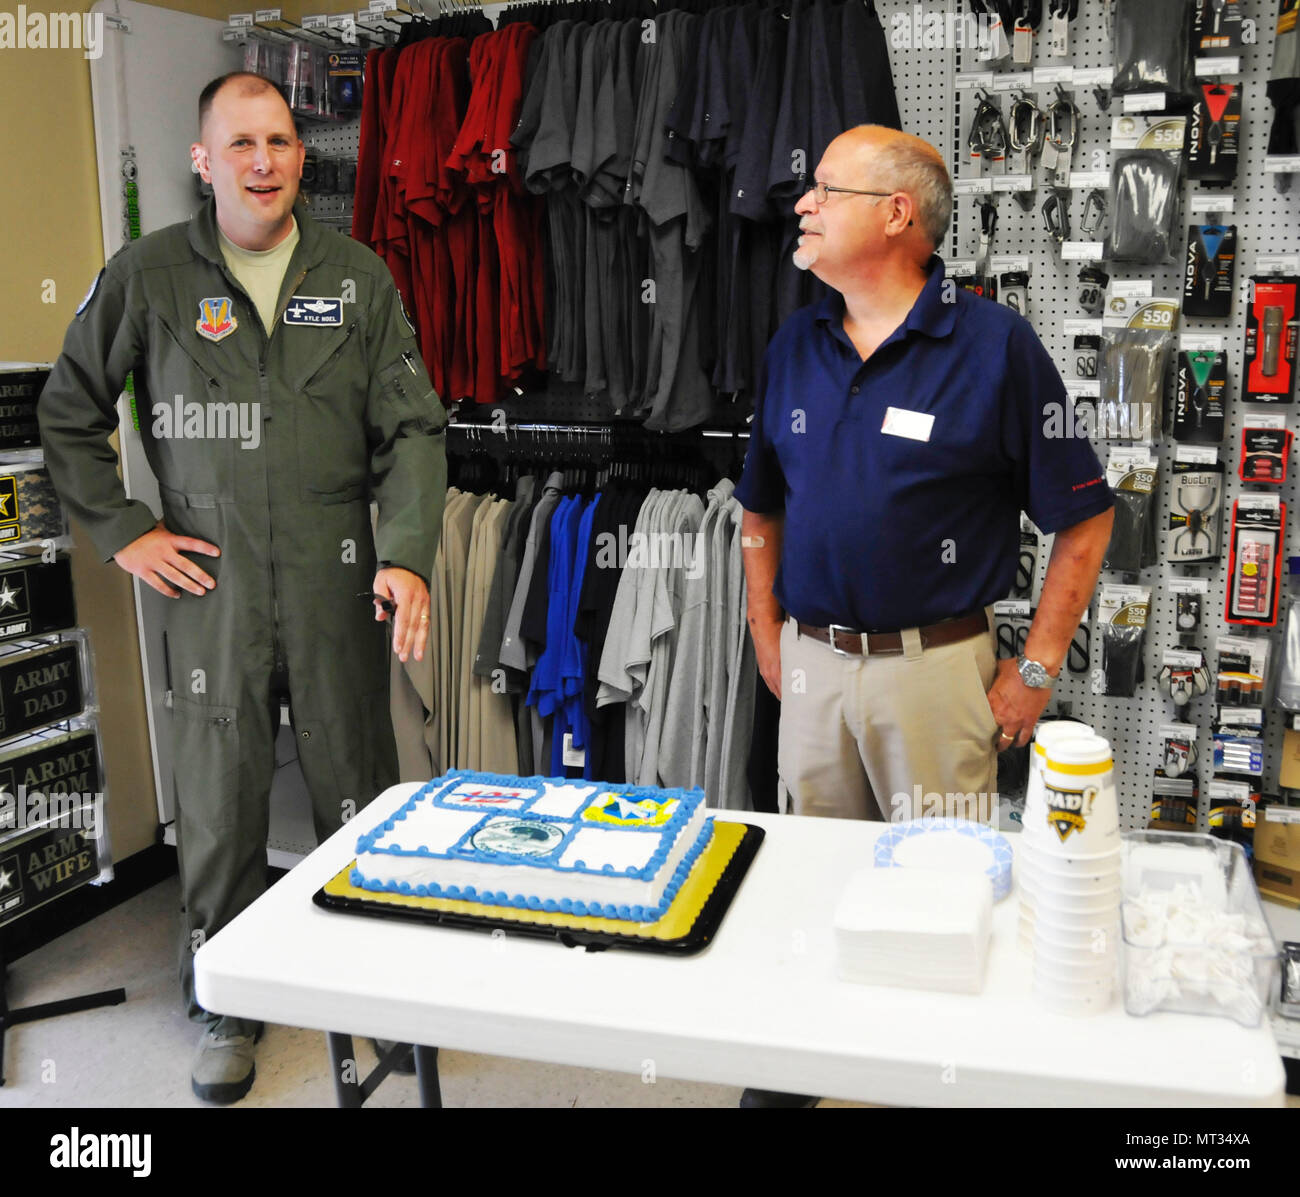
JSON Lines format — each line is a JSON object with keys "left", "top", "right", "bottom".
{"left": 283, "top": 296, "right": 343, "bottom": 326}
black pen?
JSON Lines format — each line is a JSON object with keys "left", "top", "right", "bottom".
{"left": 356, "top": 591, "right": 397, "bottom": 616}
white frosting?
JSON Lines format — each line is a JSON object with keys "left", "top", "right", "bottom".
{"left": 355, "top": 777, "right": 712, "bottom": 920}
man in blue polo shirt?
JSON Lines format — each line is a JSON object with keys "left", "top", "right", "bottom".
{"left": 737, "top": 124, "right": 1113, "bottom": 832}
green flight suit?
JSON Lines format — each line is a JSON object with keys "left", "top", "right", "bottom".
{"left": 38, "top": 197, "right": 448, "bottom": 1028}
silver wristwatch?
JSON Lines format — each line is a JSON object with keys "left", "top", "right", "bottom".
{"left": 1017, "top": 656, "right": 1054, "bottom": 689}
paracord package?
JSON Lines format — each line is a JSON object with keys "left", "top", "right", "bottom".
{"left": 1104, "top": 449, "right": 1158, "bottom": 572}
{"left": 1099, "top": 294, "right": 1179, "bottom": 440}
{"left": 1105, "top": 151, "right": 1182, "bottom": 264}
{"left": 1095, "top": 584, "right": 1152, "bottom": 698}
{"left": 1112, "top": 0, "right": 1191, "bottom": 95}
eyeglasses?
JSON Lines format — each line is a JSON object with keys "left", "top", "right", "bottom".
{"left": 808, "top": 180, "right": 894, "bottom": 205}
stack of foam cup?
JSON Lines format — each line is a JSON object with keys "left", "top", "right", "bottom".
{"left": 1017, "top": 721, "right": 1097, "bottom": 953}
{"left": 1027, "top": 734, "right": 1121, "bottom": 1015}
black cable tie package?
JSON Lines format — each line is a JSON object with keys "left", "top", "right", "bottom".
{"left": 1112, "top": 0, "right": 1192, "bottom": 96}
{"left": 1243, "top": 277, "right": 1299, "bottom": 404}
{"left": 1099, "top": 293, "right": 1180, "bottom": 439}
{"left": 1167, "top": 454, "right": 1224, "bottom": 564}
{"left": 1182, "top": 225, "right": 1236, "bottom": 316}
{"left": 1239, "top": 417, "right": 1293, "bottom": 484}
{"left": 1225, "top": 496, "right": 1286, "bottom": 627}
{"left": 1094, "top": 583, "right": 1151, "bottom": 697}
{"left": 1150, "top": 773, "right": 1199, "bottom": 830}
{"left": 1104, "top": 448, "right": 1159, "bottom": 572}
{"left": 1188, "top": 85, "right": 1241, "bottom": 183}
{"left": 1173, "top": 347, "right": 1227, "bottom": 442}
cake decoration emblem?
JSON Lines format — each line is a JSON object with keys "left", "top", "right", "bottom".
{"left": 583, "top": 792, "right": 678, "bottom": 827}
{"left": 468, "top": 817, "right": 565, "bottom": 858}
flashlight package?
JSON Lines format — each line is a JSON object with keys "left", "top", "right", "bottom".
{"left": 1167, "top": 456, "right": 1224, "bottom": 564}
{"left": 1099, "top": 295, "right": 1180, "bottom": 440}
{"left": 1188, "top": 85, "right": 1241, "bottom": 183}
{"left": 1159, "top": 650, "right": 1211, "bottom": 708}
{"left": 1225, "top": 496, "right": 1286, "bottom": 626}
{"left": 1095, "top": 584, "right": 1152, "bottom": 698}
{"left": 1183, "top": 225, "right": 1236, "bottom": 317}
{"left": 1112, "top": 0, "right": 1191, "bottom": 95}
{"left": 1239, "top": 418, "right": 1293, "bottom": 485}
{"left": 1243, "top": 278, "right": 1299, "bottom": 404}
{"left": 1104, "top": 448, "right": 1159, "bottom": 572}
{"left": 1173, "top": 349, "right": 1226, "bottom": 442}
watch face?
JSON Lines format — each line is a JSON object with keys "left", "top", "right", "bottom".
{"left": 1019, "top": 659, "right": 1049, "bottom": 687}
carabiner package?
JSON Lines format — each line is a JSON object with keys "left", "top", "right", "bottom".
{"left": 967, "top": 89, "right": 1008, "bottom": 168}
{"left": 1009, "top": 91, "right": 1045, "bottom": 174}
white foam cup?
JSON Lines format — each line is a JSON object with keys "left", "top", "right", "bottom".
{"left": 1037, "top": 735, "right": 1120, "bottom": 860}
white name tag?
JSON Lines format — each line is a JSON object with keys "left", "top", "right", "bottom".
{"left": 881, "top": 407, "right": 934, "bottom": 442}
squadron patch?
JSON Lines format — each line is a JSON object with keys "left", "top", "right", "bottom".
{"left": 196, "top": 297, "right": 238, "bottom": 342}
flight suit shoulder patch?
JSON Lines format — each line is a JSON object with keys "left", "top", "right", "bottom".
{"left": 75, "top": 270, "right": 104, "bottom": 318}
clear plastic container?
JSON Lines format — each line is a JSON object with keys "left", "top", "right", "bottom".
{"left": 1120, "top": 831, "right": 1280, "bottom": 1027}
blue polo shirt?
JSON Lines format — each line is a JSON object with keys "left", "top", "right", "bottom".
{"left": 734, "top": 256, "right": 1111, "bottom": 632}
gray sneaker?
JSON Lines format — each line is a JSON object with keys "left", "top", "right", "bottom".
{"left": 191, "top": 1022, "right": 259, "bottom": 1104}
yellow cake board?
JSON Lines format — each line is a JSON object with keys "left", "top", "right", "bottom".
{"left": 323, "top": 820, "right": 747, "bottom": 941}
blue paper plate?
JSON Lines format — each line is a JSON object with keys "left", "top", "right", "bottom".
{"left": 874, "top": 818, "right": 1014, "bottom": 903}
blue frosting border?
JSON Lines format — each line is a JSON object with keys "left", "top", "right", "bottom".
{"left": 349, "top": 815, "right": 714, "bottom": 924}
{"left": 354, "top": 770, "right": 707, "bottom": 884}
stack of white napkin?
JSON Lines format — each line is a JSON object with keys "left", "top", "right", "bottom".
{"left": 833, "top": 868, "right": 993, "bottom": 994}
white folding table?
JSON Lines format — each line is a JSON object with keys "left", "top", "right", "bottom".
{"left": 193, "top": 783, "right": 1287, "bottom": 1107}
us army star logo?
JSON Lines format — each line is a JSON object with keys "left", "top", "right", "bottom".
{"left": 0, "top": 580, "right": 20, "bottom": 611}
{"left": 0, "top": 864, "right": 13, "bottom": 891}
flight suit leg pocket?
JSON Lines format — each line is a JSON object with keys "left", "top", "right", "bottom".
{"left": 169, "top": 695, "right": 241, "bottom": 831}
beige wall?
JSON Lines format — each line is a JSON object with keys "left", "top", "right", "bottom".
{"left": 0, "top": 0, "right": 244, "bottom": 861}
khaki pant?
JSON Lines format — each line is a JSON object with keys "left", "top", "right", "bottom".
{"left": 777, "top": 614, "right": 999, "bottom": 823}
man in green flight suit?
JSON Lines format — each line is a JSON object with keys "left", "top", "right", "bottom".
{"left": 38, "top": 72, "right": 448, "bottom": 1104}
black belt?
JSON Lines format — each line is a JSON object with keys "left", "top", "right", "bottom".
{"left": 796, "top": 610, "right": 990, "bottom": 657}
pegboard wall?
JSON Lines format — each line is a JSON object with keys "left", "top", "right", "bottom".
{"left": 879, "top": 0, "right": 1298, "bottom": 831}
{"left": 264, "top": 0, "right": 1297, "bottom": 831}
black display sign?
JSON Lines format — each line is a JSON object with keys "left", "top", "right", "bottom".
{"left": 0, "top": 368, "right": 46, "bottom": 452}
{"left": 0, "top": 641, "right": 84, "bottom": 741}
{"left": 0, "top": 728, "right": 101, "bottom": 841}
{"left": 0, "top": 802, "right": 103, "bottom": 928}
{"left": 0, "top": 555, "right": 76, "bottom": 642}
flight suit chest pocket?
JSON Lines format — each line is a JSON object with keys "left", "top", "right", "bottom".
{"left": 297, "top": 321, "right": 369, "bottom": 503}
{"left": 148, "top": 316, "right": 237, "bottom": 503}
